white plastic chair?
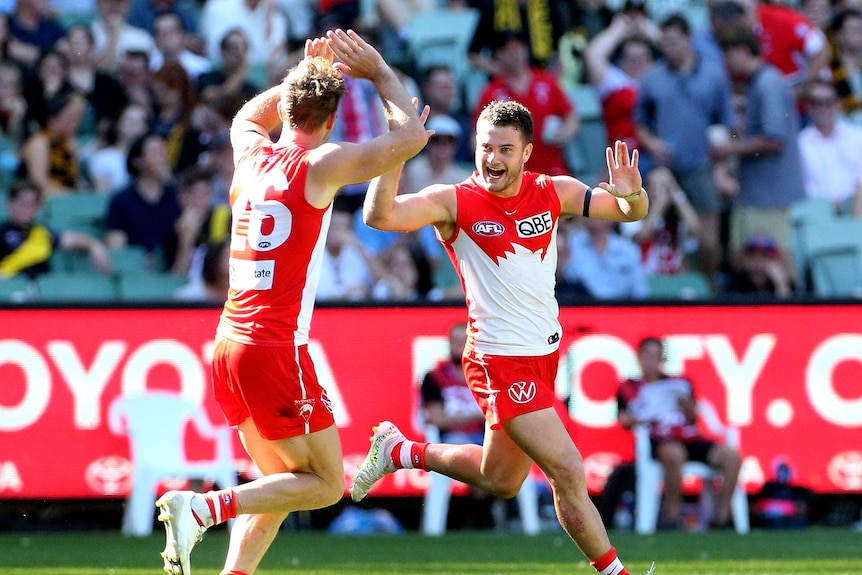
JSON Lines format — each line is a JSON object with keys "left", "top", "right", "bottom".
{"left": 419, "top": 421, "right": 541, "bottom": 536}
{"left": 633, "top": 399, "right": 749, "bottom": 534}
{"left": 109, "top": 391, "right": 237, "bottom": 536}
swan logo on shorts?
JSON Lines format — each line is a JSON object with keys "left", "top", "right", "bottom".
{"left": 472, "top": 221, "right": 505, "bottom": 237}
{"left": 295, "top": 399, "right": 316, "bottom": 422}
{"left": 507, "top": 381, "right": 537, "bottom": 404}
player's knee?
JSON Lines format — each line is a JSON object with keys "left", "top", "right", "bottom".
{"left": 316, "top": 474, "right": 345, "bottom": 508}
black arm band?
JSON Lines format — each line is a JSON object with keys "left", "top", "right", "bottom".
{"left": 582, "top": 187, "right": 592, "bottom": 218}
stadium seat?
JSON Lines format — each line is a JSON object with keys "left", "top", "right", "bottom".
{"left": 108, "top": 391, "right": 237, "bottom": 537}
{"left": 798, "top": 219, "right": 862, "bottom": 298}
{"left": 116, "top": 272, "right": 187, "bottom": 302}
{"left": 0, "top": 275, "right": 35, "bottom": 303}
{"left": 35, "top": 272, "right": 117, "bottom": 302}
{"left": 646, "top": 271, "right": 712, "bottom": 300}
{"left": 43, "top": 193, "right": 109, "bottom": 237}
{"left": 633, "top": 398, "right": 749, "bottom": 534}
{"left": 407, "top": 8, "right": 480, "bottom": 85}
{"left": 564, "top": 86, "right": 610, "bottom": 184}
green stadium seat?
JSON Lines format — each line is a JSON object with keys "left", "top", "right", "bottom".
{"left": 116, "top": 272, "right": 187, "bottom": 302}
{"left": 44, "top": 193, "right": 109, "bottom": 237}
{"left": 647, "top": 271, "right": 712, "bottom": 300}
{"left": 35, "top": 272, "right": 117, "bottom": 302}
{"left": 0, "top": 275, "right": 35, "bottom": 303}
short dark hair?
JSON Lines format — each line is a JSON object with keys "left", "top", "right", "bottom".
{"left": 717, "top": 25, "right": 761, "bottom": 56}
{"left": 660, "top": 13, "right": 691, "bottom": 36}
{"left": 477, "top": 100, "right": 534, "bottom": 143}
{"left": 178, "top": 164, "right": 215, "bottom": 192}
{"left": 8, "top": 179, "right": 42, "bottom": 204}
{"left": 637, "top": 336, "right": 664, "bottom": 354}
{"left": 126, "top": 133, "right": 160, "bottom": 177}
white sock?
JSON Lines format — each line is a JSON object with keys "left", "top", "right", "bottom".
{"left": 598, "top": 558, "right": 625, "bottom": 575}
{"left": 397, "top": 440, "right": 417, "bottom": 469}
{"left": 189, "top": 494, "right": 214, "bottom": 528}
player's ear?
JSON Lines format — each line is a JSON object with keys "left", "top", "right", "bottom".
{"left": 522, "top": 141, "right": 533, "bottom": 163}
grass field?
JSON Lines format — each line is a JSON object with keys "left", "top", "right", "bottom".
{"left": 1, "top": 527, "right": 860, "bottom": 575}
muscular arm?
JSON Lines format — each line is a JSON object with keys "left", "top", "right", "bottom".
{"left": 363, "top": 164, "right": 455, "bottom": 234}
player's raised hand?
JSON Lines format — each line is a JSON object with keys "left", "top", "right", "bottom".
{"left": 304, "top": 36, "right": 334, "bottom": 63}
{"left": 326, "top": 29, "right": 385, "bottom": 80}
{"left": 601, "top": 140, "right": 643, "bottom": 200}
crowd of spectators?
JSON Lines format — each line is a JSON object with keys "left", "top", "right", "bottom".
{"left": 0, "top": 0, "right": 860, "bottom": 303}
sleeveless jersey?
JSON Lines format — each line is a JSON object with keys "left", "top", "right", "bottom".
{"left": 216, "top": 142, "right": 332, "bottom": 346}
{"left": 444, "top": 171, "right": 562, "bottom": 356}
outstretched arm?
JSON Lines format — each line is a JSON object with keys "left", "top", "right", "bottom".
{"left": 556, "top": 140, "right": 649, "bottom": 222}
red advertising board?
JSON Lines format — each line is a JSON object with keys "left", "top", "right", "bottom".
{"left": 0, "top": 304, "right": 860, "bottom": 500}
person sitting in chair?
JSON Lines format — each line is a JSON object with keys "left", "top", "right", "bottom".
{"left": 617, "top": 336, "right": 741, "bottom": 529}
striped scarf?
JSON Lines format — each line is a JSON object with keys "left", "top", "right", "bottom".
{"left": 493, "top": 0, "right": 554, "bottom": 65}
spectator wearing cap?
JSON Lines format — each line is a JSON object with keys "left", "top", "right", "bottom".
{"left": 419, "top": 65, "right": 474, "bottom": 164}
{"left": 726, "top": 233, "right": 794, "bottom": 297}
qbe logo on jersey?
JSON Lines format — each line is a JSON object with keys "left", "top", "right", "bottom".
{"left": 507, "top": 381, "right": 537, "bottom": 404}
{"left": 516, "top": 211, "right": 553, "bottom": 238}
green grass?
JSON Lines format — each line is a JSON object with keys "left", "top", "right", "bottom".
{"left": 1, "top": 528, "right": 860, "bottom": 574}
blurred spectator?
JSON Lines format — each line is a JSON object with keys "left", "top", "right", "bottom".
{"left": 116, "top": 49, "right": 154, "bottom": 111}
{"left": 127, "top": 0, "right": 200, "bottom": 40}
{"left": 201, "top": 0, "right": 287, "bottom": 68}
{"left": 274, "top": 0, "right": 315, "bottom": 48}
{"left": 7, "top": 0, "right": 66, "bottom": 68}
{"left": 622, "top": 166, "right": 701, "bottom": 276}
{"left": 91, "top": 0, "right": 157, "bottom": 74}
{"left": 797, "top": 79, "right": 862, "bottom": 216}
{"left": 800, "top": 0, "right": 834, "bottom": 34}
{"left": 713, "top": 26, "right": 805, "bottom": 284}
{"left": 368, "top": 0, "right": 436, "bottom": 66}
{"left": 150, "top": 12, "right": 210, "bottom": 81}
{"left": 828, "top": 9, "right": 862, "bottom": 120}
{"left": 403, "top": 114, "right": 472, "bottom": 298}
{"left": 329, "top": 74, "right": 387, "bottom": 213}
{"left": 419, "top": 320, "right": 495, "bottom": 527}
{"left": 725, "top": 232, "right": 794, "bottom": 298}
{"left": 370, "top": 244, "right": 420, "bottom": 301}
{"left": 197, "top": 29, "right": 260, "bottom": 105}
{"left": 473, "top": 33, "right": 578, "bottom": 177}
{"left": 62, "top": 25, "right": 127, "bottom": 130}
{"left": 556, "top": 0, "right": 616, "bottom": 87}
{"left": 617, "top": 336, "right": 742, "bottom": 530}
{"left": 636, "top": 13, "right": 734, "bottom": 285}
{"left": 708, "top": 0, "right": 829, "bottom": 92}
{"left": 0, "top": 13, "right": 14, "bottom": 63}
{"left": 0, "top": 179, "right": 111, "bottom": 279}
{"left": 419, "top": 65, "right": 473, "bottom": 164}
{"left": 104, "top": 133, "right": 181, "bottom": 269}
{"left": 88, "top": 102, "right": 150, "bottom": 193}
{"left": 168, "top": 164, "right": 230, "bottom": 280}
{"left": 150, "top": 60, "right": 197, "bottom": 171}
{"left": 558, "top": 218, "right": 649, "bottom": 300}
{"left": 317, "top": 208, "right": 374, "bottom": 301}
{"left": 18, "top": 92, "right": 89, "bottom": 196}
{"left": 467, "top": 0, "right": 570, "bottom": 75}
{"left": 0, "top": 62, "right": 29, "bottom": 143}
{"left": 584, "top": 8, "right": 659, "bottom": 152}
{"left": 23, "top": 48, "right": 74, "bottom": 132}
{"left": 174, "top": 238, "right": 230, "bottom": 303}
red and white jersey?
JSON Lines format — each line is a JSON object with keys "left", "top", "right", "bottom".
{"left": 217, "top": 142, "right": 332, "bottom": 347}
{"left": 443, "top": 171, "right": 562, "bottom": 356}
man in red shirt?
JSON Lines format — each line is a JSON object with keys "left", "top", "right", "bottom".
{"left": 153, "top": 29, "right": 427, "bottom": 575}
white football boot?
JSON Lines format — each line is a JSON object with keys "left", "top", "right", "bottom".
{"left": 156, "top": 490, "right": 208, "bottom": 575}
{"left": 350, "top": 421, "right": 404, "bottom": 502}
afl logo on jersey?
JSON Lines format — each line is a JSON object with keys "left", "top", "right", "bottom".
{"left": 473, "top": 221, "right": 505, "bottom": 237}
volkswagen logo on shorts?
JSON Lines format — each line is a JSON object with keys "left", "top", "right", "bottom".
{"left": 472, "top": 221, "right": 505, "bottom": 237}
{"left": 507, "top": 381, "right": 536, "bottom": 404}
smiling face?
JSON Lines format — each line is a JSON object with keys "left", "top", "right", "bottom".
{"left": 473, "top": 120, "right": 531, "bottom": 196}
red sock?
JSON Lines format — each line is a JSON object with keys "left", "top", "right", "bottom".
{"left": 590, "top": 547, "right": 629, "bottom": 575}
{"left": 204, "top": 488, "right": 238, "bottom": 526}
{"left": 221, "top": 571, "right": 250, "bottom": 575}
{"left": 391, "top": 440, "right": 429, "bottom": 470}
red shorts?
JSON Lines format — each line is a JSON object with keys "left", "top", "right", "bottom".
{"left": 463, "top": 348, "right": 560, "bottom": 429}
{"left": 211, "top": 336, "right": 335, "bottom": 440}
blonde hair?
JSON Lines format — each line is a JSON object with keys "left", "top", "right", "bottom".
{"left": 281, "top": 57, "right": 346, "bottom": 132}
